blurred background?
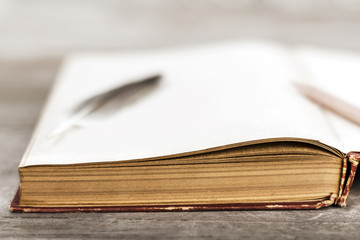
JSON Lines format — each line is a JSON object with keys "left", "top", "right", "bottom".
{"left": 2, "top": 0, "right": 360, "bottom": 59}
{"left": 2, "top": 1, "right": 360, "bottom": 238}
{"left": 2, "top": 0, "right": 360, "bottom": 122}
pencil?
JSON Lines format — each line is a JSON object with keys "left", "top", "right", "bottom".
{"left": 295, "top": 83, "right": 360, "bottom": 127}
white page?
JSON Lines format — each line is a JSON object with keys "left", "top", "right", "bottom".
{"left": 293, "top": 47, "right": 360, "bottom": 153}
{"left": 21, "top": 41, "right": 342, "bottom": 166}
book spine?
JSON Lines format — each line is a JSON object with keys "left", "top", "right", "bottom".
{"left": 338, "top": 152, "right": 360, "bottom": 207}
{"left": 335, "top": 156, "right": 348, "bottom": 205}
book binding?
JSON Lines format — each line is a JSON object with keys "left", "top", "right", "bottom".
{"left": 338, "top": 152, "right": 360, "bottom": 207}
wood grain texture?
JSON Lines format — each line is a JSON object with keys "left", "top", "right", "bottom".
{"left": 2, "top": 1, "right": 360, "bottom": 239}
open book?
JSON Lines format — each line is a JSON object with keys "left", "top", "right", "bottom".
{"left": 11, "top": 41, "right": 360, "bottom": 212}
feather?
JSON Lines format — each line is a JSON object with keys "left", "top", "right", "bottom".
{"left": 47, "top": 73, "right": 162, "bottom": 140}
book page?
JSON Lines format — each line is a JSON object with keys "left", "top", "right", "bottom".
{"left": 294, "top": 47, "right": 360, "bottom": 153}
{"left": 21, "top": 41, "right": 342, "bottom": 166}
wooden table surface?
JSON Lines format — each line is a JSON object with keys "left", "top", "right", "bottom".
{"left": 1, "top": 1, "right": 360, "bottom": 239}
